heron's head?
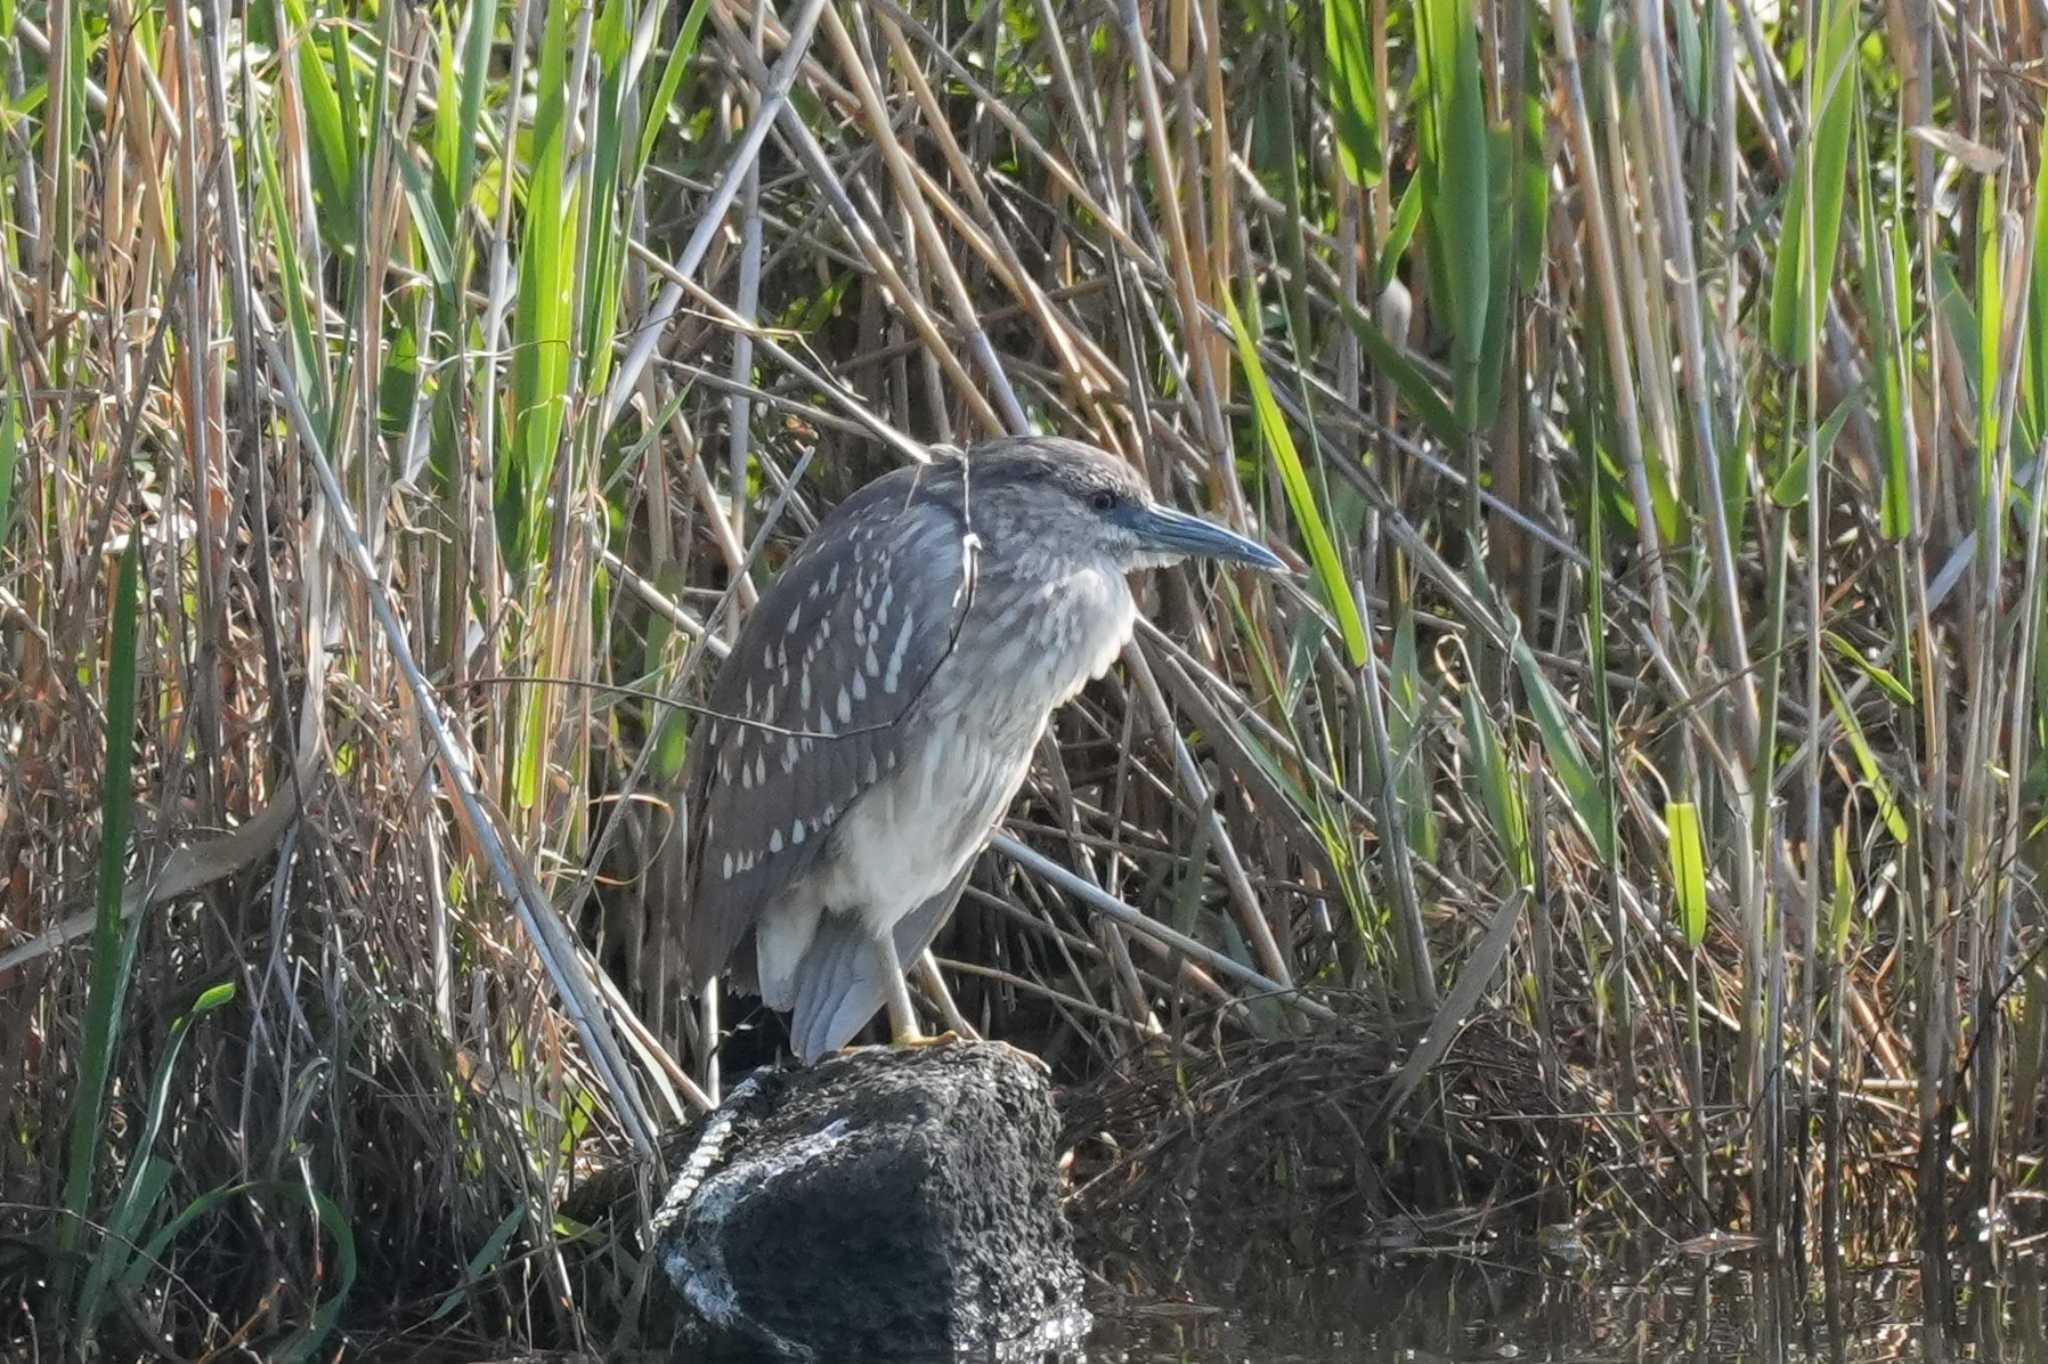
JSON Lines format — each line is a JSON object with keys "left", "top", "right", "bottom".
{"left": 947, "top": 436, "right": 1286, "bottom": 577}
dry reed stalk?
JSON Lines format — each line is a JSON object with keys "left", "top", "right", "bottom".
{"left": 7, "top": 0, "right": 2046, "bottom": 1354}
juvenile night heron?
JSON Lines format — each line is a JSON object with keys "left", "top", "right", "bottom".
{"left": 659, "top": 435, "right": 1285, "bottom": 1062}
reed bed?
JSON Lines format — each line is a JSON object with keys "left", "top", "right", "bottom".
{"left": 1, "top": 0, "right": 2044, "bottom": 1354}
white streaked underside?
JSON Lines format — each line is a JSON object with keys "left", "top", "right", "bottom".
{"left": 752, "top": 561, "right": 1138, "bottom": 1009}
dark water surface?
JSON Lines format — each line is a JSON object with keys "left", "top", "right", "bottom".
{"left": 1085, "top": 1242, "right": 2048, "bottom": 1363}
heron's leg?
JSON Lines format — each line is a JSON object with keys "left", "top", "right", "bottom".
{"left": 918, "top": 954, "right": 1051, "bottom": 1076}
{"left": 916, "top": 951, "right": 978, "bottom": 1040}
{"left": 868, "top": 940, "right": 1049, "bottom": 1073}
{"left": 868, "top": 931, "right": 971, "bottom": 1052}
{"left": 874, "top": 928, "right": 926, "bottom": 1045}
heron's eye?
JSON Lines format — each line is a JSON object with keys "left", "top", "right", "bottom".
{"left": 1088, "top": 488, "right": 1120, "bottom": 513}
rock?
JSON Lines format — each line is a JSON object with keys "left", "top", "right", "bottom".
{"left": 651, "top": 1040, "right": 1089, "bottom": 1360}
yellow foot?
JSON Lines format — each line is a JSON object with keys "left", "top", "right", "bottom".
{"left": 832, "top": 1030, "right": 959, "bottom": 1062}
{"left": 838, "top": 1031, "right": 1051, "bottom": 1078}
{"left": 895, "top": 1029, "right": 963, "bottom": 1050}
{"left": 988, "top": 1038, "right": 1054, "bottom": 1079}
{"left": 907, "top": 1031, "right": 1051, "bottom": 1077}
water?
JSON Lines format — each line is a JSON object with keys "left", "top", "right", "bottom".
{"left": 1085, "top": 1241, "right": 2048, "bottom": 1363}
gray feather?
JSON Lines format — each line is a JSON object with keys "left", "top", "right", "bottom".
{"left": 786, "top": 911, "right": 871, "bottom": 1063}
{"left": 890, "top": 866, "right": 976, "bottom": 980}
{"left": 656, "top": 437, "right": 1181, "bottom": 1066}
{"left": 662, "top": 466, "right": 972, "bottom": 991}
{"left": 787, "top": 864, "right": 974, "bottom": 1062}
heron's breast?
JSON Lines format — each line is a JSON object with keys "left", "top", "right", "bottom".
{"left": 817, "top": 712, "right": 1039, "bottom": 934}
{"left": 806, "top": 564, "right": 1134, "bottom": 934}
{"left": 970, "top": 563, "right": 1137, "bottom": 716}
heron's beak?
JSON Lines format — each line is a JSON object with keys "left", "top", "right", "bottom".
{"left": 1134, "top": 504, "right": 1288, "bottom": 571}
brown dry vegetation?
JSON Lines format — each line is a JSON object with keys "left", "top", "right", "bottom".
{"left": 2, "top": 0, "right": 2047, "bottom": 1355}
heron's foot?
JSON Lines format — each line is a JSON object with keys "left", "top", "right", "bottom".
{"left": 990, "top": 1038, "right": 1053, "bottom": 1079}
{"left": 845, "top": 1030, "right": 1051, "bottom": 1078}
{"left": 901, "top": 1030, "right": 1051, "bottom": 1077}
{"left": 831, "top": 1029, "right": 960, "bottom": 1063}
{"left": 893, "top": 1028, "right": 963, "bottom": 1050}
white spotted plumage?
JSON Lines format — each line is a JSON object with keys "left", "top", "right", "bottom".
{"left": 668, "top": 436, "right": 1275, "bottom": 1063}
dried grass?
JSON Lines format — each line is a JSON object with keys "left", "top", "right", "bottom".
{"left": 0, "top": 0, "right": 2041, "bottom": 1354}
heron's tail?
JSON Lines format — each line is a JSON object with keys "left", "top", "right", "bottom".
{"left": 787, "top": 867, "right": 973, "bottom": 1063}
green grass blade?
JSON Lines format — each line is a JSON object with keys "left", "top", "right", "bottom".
{"left": 281, "top": 0, "right": 359, "bottom": 249}
{"left": 1825, "top": 631, "right": 1915, "bottom": 705}
{"left": 325, "top": 19, "right": 365, "bottom": 204}
{"left": 1831, "top": 824, "right": 1856, "bottom": 956}
{"left": 1324, "top": 0, "right": 1382, "bottom": 189}
{"left": 0, "top": 394, "right": 17, "bottom": 539}
{"left": 577, "top": 0, "right": 641, "bottom": 400}
{"left": 1854, "top": 102, "right": 1914, "bottom": 540}
{"left": 636, "top": 0, "right": 711, "bottom": 177}
{"left": 1473, "top": 114, "right": 1511, "bottom": 420}
{"left": 1977, "top": 172, "right": 2004, "bottom": 507}
{"left": 1390, "top": 611, "right": 1437, "bottom": 859}
{"left": 1223, "top": 290, "right": 1367, "bottom": 667}
{"left": 458, "top": 0, "right": 501, "bottom": 206}
{"left": 515, "top": 667, "right": 547, "bottom": 810}
{"left": 118, "top": 1182, "right": 258, "bottom": 1294}
{"left": 502, "top": 0, "right": 580, "bottom": 573}
{"left": 53, "top": 535, "right": 144, "bottom": 1306}
{"left": 398, "top": 148, "right": 457, "bottom": 295}
{"left": 1666, "top": 800, "right": 1708, "bottom": 951}
{"left": 1414, "top": 0, "right": 1489, "bottom": 429}
{"left": 270, "top": 1186, "right": 358, "bottom": 1364}
{"left": 1768, "top": 0, "right": 1857, "bottom": 364}
{"left": 1464, "top": 689, "right": 1529, "bottom": 884}
{"left": 76, "top": 982, "right": 235, "bottom": 1328}
{"left": 2026, "top": 119, "right": 2048, "bottom": 452}
{"left": 428, "top": 1207, "right": 527, "bottom": 1323}
{"left": 1769, "top": 393, "right": 1853, "bottom": 507}
{"left": 1511, "top": 88, "right": 1552, "bottom": 292}
{"left": 1821, "top": 661, "right": 1910, "bottom": 845}
{"left": 432, "top": 11, "right": 461, "bottom": 229}
{"left": 1511, "top": 634, "right": 1614, "bottom": 862}
{"left": 1374, "top": 175, "right": 1424, "bottom": 295}
{"left": 255, "top": 113, "right": 332, "bottom": 429}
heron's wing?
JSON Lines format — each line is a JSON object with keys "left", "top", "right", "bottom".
{"left": 665, "top": 471, "right": 974, "bottom": 991}
{"left": 786, "top": 862, "right": 975, "bottom": 1062}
